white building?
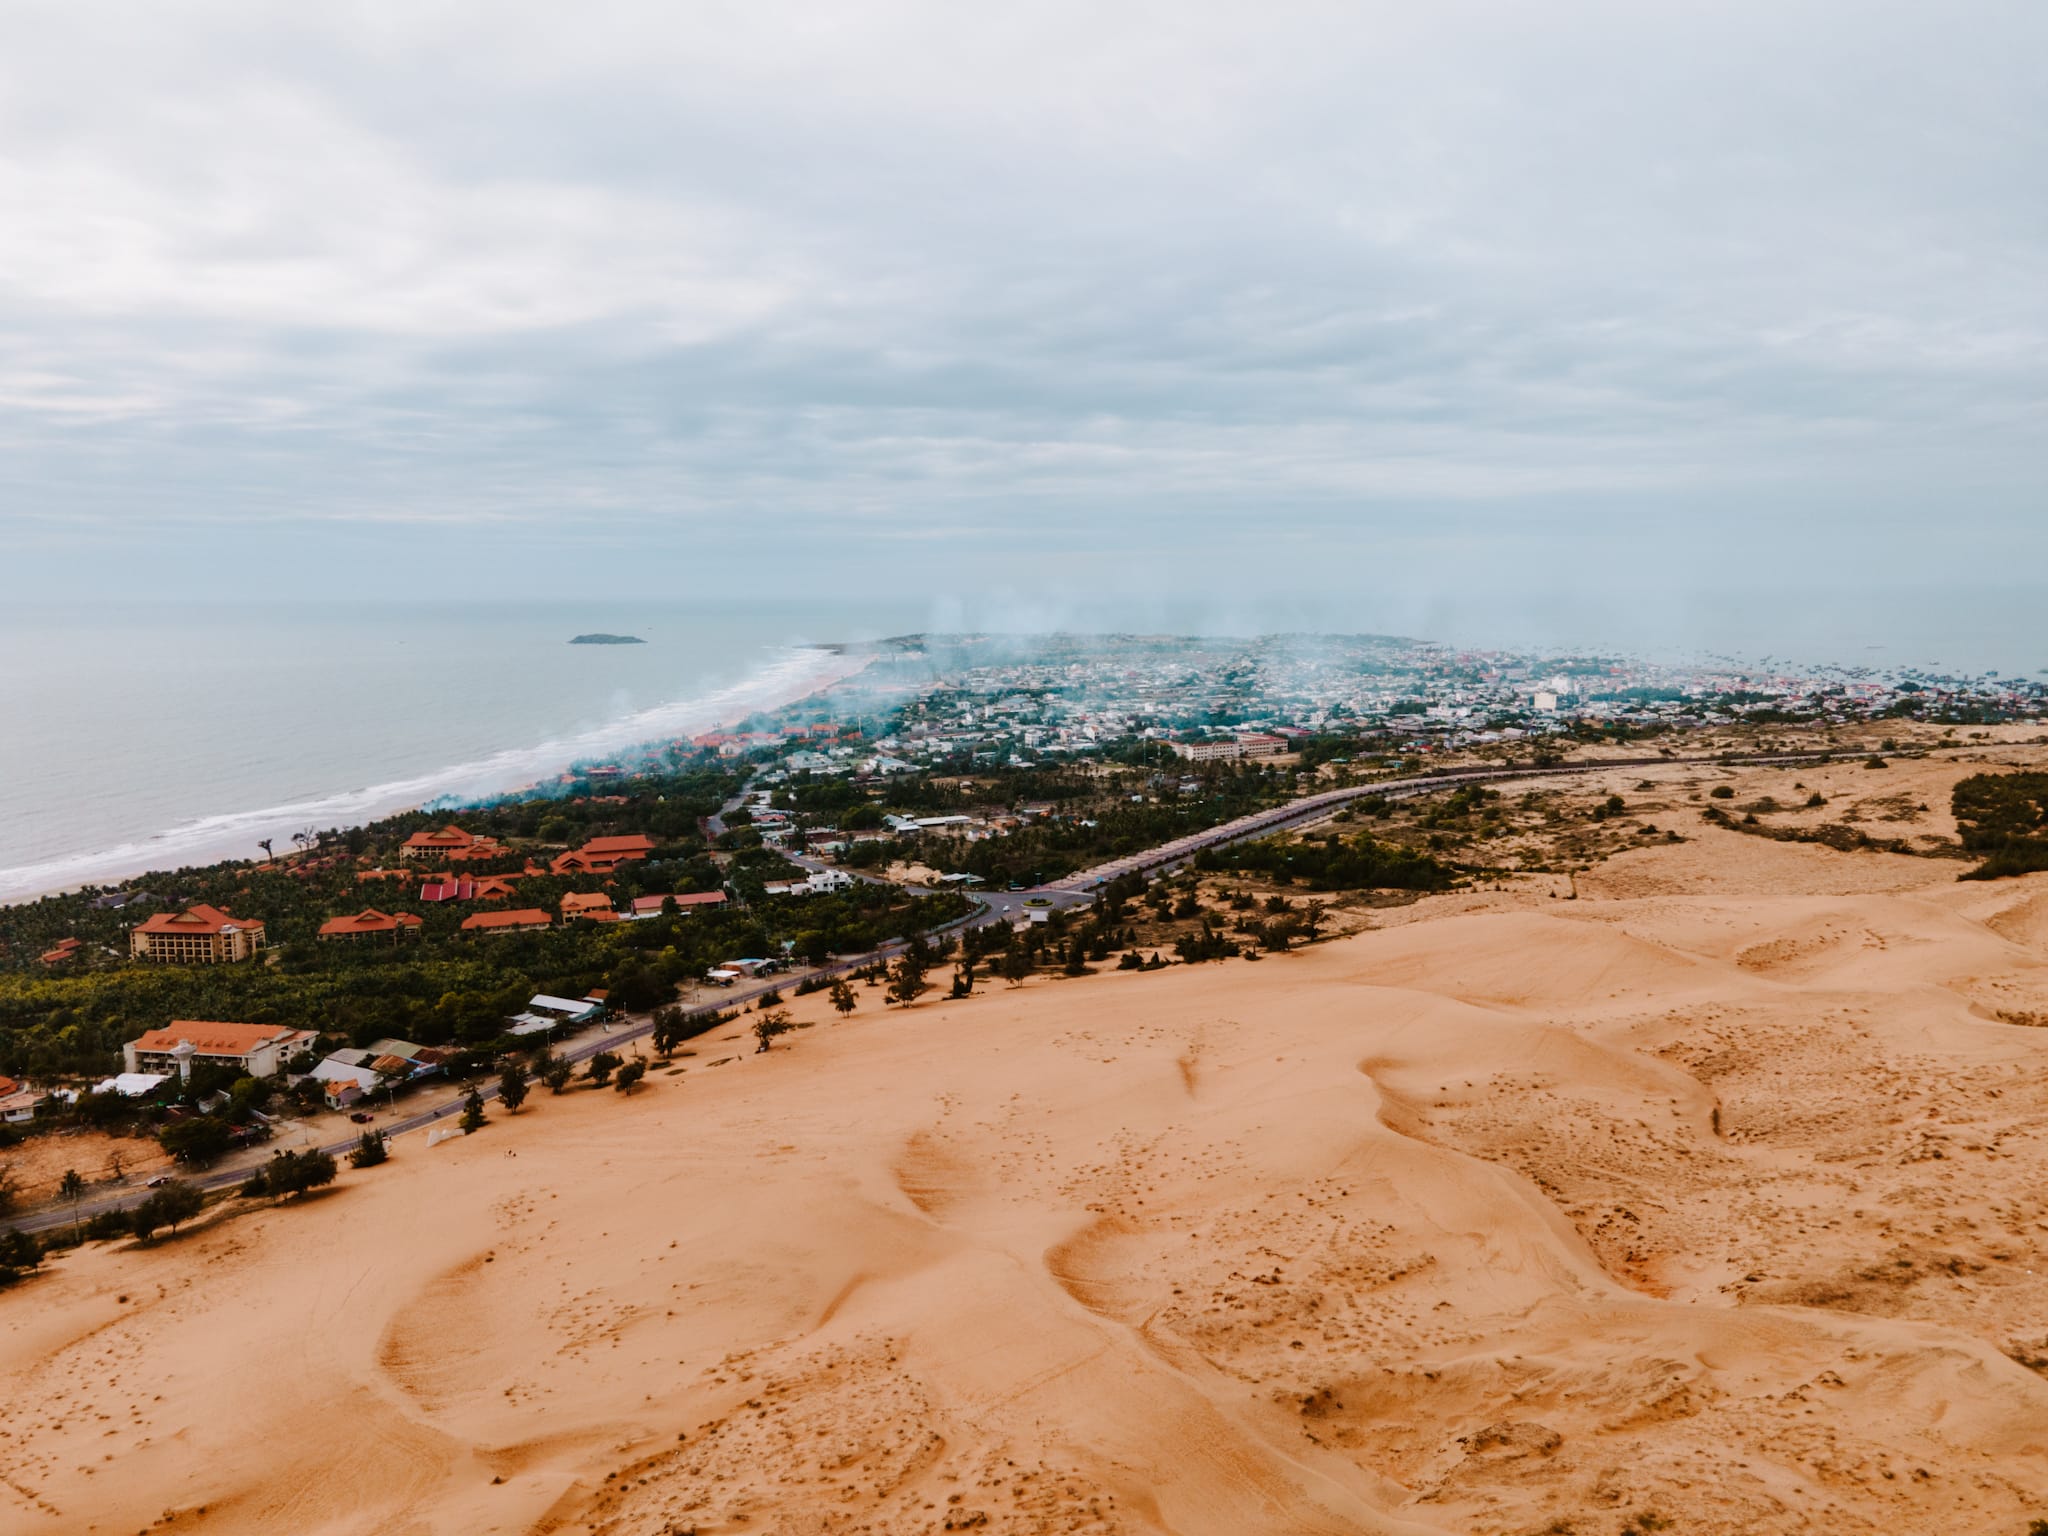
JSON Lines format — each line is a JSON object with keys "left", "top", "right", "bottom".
{"left": 123, "top": 1021, "right": 316, "bottom": 1080}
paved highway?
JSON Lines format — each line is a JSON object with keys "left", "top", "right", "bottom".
{"left": 1047, "top": 748, "right": 1836, "bottom": 892}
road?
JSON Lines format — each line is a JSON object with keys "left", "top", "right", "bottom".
{"left": 7, "top": 746, "right": 1829, "bottom": 1235}
{"left": 1046, "top": 748, "right": 1836, "bottom": 892}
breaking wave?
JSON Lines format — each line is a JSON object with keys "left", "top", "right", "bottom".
{"left": 0, "top": 645, "right": 861, "bottom": 903}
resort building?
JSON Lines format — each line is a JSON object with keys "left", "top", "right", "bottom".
{"left": 123, "top": 1021, "right": 316, "bottom": 1080}
{"left": 129, "top": 904, "right": 267, "bottom": 964}
{"left": 39, "top": 937, "right": 82, "bottom": 966}
{"left": 317, "top": 908, "right": 425, "bottom": 943}
{"left": 460, "top": 908, "right": 552, "bottom": 935}
{"left": 628, "top": 890, "right": 728, "bottom": 916}
{"left": 419, "top": 874, "right": 518, "bottom": 903}
{"left": 560, "top": 892, "right": 618, "bottom": 921}
{"left": 399, "top": 825, "right": 505, "bottom": 861}
{"left": 550, "top": 834, "right": 657, "bottom": 876}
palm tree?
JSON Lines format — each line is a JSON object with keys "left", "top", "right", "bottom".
{"left": 258, "top": 838, "right": 274, "bottom": 864}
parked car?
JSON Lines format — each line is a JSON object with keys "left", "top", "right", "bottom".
{"left": 349, "top": 1111, "right": 374, "bottom": 1123}
{"left": 145, "top": 1175, "right": 171, "bottom": 1188}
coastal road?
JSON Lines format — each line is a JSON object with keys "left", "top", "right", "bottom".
{"left": 1045, "top": 747, "right": 1838, "bottom": 892}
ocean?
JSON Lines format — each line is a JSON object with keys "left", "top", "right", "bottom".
{"left": 4, "top": 588, "right": 2040, "bottom": 905}
{"left": 0, "top": 601, "right": 917, "bottom": 903}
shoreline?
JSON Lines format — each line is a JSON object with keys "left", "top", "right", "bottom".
{"left": 0, "top": 646, "right": 875, "bottom": 907}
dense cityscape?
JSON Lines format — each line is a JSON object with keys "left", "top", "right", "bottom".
{"left": 717, "top": 632, "right": 2047, "bottom": 779}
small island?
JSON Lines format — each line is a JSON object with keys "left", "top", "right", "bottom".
{"left": 569, "top": 633, "right": 646, "bottom": 645}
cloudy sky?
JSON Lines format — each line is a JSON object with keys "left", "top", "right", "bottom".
{"left": 3, "top": 1, "right": 2043, "bottom": 628}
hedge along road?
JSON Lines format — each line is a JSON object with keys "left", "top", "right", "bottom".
{"left": 8, "top": 746, "right": 1834, "bottom": 1235}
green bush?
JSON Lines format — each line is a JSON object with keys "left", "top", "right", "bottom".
{"left": 131, "top": 1180, "right": 205, "bottom": 1241}
{"left": 1193, "top": 831, "right": 1452, "bottom": 893}
{"left": 0, "top": 1228, "right": 41, "bottom": 1284}
{"left": 1954, "top": 772, "right": 2048, "bottom": 879}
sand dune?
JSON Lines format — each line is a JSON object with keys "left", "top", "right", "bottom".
{"left": 8, "top": 839, "right": 2048, "bottom": 1533}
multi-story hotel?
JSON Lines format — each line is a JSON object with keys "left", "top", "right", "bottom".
{"left": 399, "top": 825, "right": 506, "bottom": 861}
{"left": 128, "top": 904, "right": 267, "bottom": 964}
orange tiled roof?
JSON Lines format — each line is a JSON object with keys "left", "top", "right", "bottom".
{"left": 460, "top": 908, "right": 551, "bottom": 931}
{"left": 318, "top": 908, "right": 423, "bottom": 937}
{"left": 133, "top": 904, "right": 262, "bottom": 936}
{"left": 631, "top": 891, "right": 727, "bottom": 913}
{"left": 402, "top": 826, "right": 476, "bottom": 852}
{"left": 129, "top": 1021, "right": 301, "bottom": 1056}
{"left": 578, "top": 834, "right": 656, "bottom": 857}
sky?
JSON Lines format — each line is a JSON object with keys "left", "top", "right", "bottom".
{"left": 2, "top": 1, "right": 2044, "bottom": 638}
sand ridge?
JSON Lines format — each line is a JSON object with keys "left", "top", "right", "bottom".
{"left": 7, "top": 839, "right": 2048, "bottom": 1532}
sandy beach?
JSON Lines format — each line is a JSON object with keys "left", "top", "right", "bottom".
{"left": 7, "top": 757, "right": 2048, "bottom": 1535}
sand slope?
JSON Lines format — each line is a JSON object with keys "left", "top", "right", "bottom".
{"left": 7, "top": 852, "right": 2048, "bottom": 1534}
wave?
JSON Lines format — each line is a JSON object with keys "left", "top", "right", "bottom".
{"left": 0, "top": 645, "right": 863, "bottom": 904}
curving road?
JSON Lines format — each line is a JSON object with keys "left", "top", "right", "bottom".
{"left": 1046, "top": 748, "right": 1836, "bottom": 892}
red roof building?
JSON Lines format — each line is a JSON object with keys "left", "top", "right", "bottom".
{"left": 317, "top": 908, "right": 424, "bottom": 942}
{"left": 123, "top": 1021, "right": 315, "bottom": 1079}
{"left": 550, "top": 833, "right": 657, "bottom": 876}
{"left": 419, "top": 875, "right": 518, "bottom": 903}
{"left": 560, "top": 892, "right": 618, "bottom": 921}
{"left": 630, "top": 891, "right": 728, "bottom": 915}
{"left": 39, "top": 937, "right": 82, "bottom": 965}
{"left": 129, "top": 905, "right": 267, "bottom": 964}
{"left": 401, "top": 825, "right": 477, "bottom": 859}
{"left": 400, "top": 826, "right": 507, "bottom": 863}
{"left": 460, "top": 908, "right": 552, "bottom": 934}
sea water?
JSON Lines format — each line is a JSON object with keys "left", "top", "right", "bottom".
{"left": 0, "top": 600, "right": 918, "bottom": 901}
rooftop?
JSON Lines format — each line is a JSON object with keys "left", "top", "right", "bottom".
{"left": 133, "top": 903, "right": 262, "bottom": 936}
{"left": 129, "top": 1021, "right": 304, "bottom": 1056}
{"left": 461, "top": 908, "right": 552, "bottom": 931}
{"left": 317, "top": 908, "right": 423, "bottom": 937}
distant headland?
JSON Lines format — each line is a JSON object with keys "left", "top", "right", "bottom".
{"left": 568, "top": 633, "right": 645, "bottom": 645}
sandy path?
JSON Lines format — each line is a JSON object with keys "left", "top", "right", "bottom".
{"left": 7, "top": 846, "right": 2048, "bottom": 1534}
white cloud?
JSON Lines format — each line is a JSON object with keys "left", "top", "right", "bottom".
{"left": 0, "top": 0, "right": 2043, "bottom": 596}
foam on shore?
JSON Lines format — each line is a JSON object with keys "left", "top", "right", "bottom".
{"left": 0, "top": 645, "right": 863, "bottom": 904}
